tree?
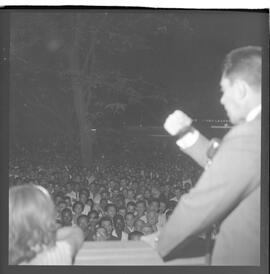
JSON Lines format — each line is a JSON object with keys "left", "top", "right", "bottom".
{"left": 10, "top": 11, "right": 193, "bottom": 166}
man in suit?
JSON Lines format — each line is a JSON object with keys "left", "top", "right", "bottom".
{"left": 157, "top": 46, "right": 262, "bottom": 265}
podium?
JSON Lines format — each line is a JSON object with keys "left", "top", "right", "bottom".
{"left": 74, "top": 241, "right": 207, "bottom": 265}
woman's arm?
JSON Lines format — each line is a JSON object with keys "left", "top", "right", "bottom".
{"left": 56, "top": 226, "right": 84, "bottom": 257}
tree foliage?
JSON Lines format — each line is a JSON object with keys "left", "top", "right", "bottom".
{"left": 10, "top": 10, "right": 194, "bottom": 165}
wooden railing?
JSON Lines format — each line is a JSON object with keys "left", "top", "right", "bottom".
{"left": 74, "top": 241, "right": 207, "bottom": 265}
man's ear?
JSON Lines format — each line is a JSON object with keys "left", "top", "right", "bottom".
{"left": 234, "top": 79, "right": 249, "bottom": 101}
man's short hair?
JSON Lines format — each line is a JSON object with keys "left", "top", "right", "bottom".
{"left": 99, "top": 216, "right": 113, "bottom": 226}
{"left": 127, "top": 201, "right": 136, "bottom": 208}
{"left": 72, "top": 201, "right": 85, "bottom": 212}
{"left": 105, "top": 203, "right": 117, "bottom": 212}
{"left": 222, "top": 46, "right": 262, "bottom": 91}
{"left": 77, "top": 214, "right": 89, "bottom": 223}
{"left": 136, "top": 199, "right": 146, "bottom": 207}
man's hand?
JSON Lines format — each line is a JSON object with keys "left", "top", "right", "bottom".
{"left": 141, "top": 231, "right": 160, "bottom": 249}
{"left": 164, "top": 110, "right": 192, "bottom": 136}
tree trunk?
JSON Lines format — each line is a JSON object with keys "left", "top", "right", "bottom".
{"left": 70, "top": 13, "right": 94, "bottom": 167}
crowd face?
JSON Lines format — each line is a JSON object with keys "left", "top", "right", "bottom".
{"left": 142, "top": 225, "right": 154, "bottom": 235}
{"left": 127, "top": 204, "right": 136, "bottom": 213}
{"left": 57, "top": 201, "right": 67, "bottom": 212}
{"left": 73, "top": 202, "right": 84, "bottom": 215}
{"left": 101, "top": 220, "right": 113, "bottom": 235}
{"left": 127, "top": 189, "right": 135, "bottom": 200}
{"left": 149, "top": 201, "right": 159, "bottom": 212}
{"left": 125, "top": 213, "right": 135, "bottom": 228}
{"left": 95, "top": 227, "right": 107, "bottom": 241}
{"left": 134, "top": 219, "right": 145, "bottom": 232}
{"left": 114, "top": 217, "right": 125, "bottom": 232}
{"left": 77, "top": 216, "right": 89, "bottom": 231}
{"left": 118, "top": 208, "right": 127, "bottom": 218}
{"left": 79, "top": 193, "right": 88, "bottom": 204}
{"left": 86, "top": 199, "right": 93, "bottom": 209}
{"left": 88, "top": 211, "right": 99, "bottom": 226}
{"left": 136, "top": 202, "right": 145, "bottom": 216}
{"left": 54, "top": 195, "right": 63, "bottom": 205}
{"left": 159, "top": 201, "right": 166, "bottom": 213}
{"left": 146, "top": 210, "right": 158, "bottom": 226}
{"left": 115, "top": 197, "right": 124, "bottom": 208}
{"left": 106, "top": 205, "right": 117, "bottom": 219}
{"left": 61, "top": 209, "right": 72, "bottom": 226}
{"left": 64, "top": 197, "right": 72, "bottom": 207}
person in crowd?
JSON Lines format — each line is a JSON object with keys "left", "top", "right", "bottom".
{"left": 125, "top": 189, "right": 136, "bottom": 205}
{"left": 77, "top": 215, "right": 94, "bottom": 241}
{"left": 88, "top": 183, "right": 96, "bottom": 200}
{"left": 86, "top": 198, "right": 94, "bottom": 211}
{"left": 114, "top": 194, "right": 126, "bottom": 209}
{"left": 99, "top": 216, "right": 118, "bottom": 241}
{"left": 92, "top": 186, "right": 103, "bottom": 205}
{"left": 73, "top": 183, "right": 81, "bottom": 200}
{"left": 79, "top": 191, "right": 91, "bottom": 215}
{"left": 9, "top": 184, "right": 84, "bottom": 265}
{"left": 88, "top": 210, "right": 99, "bottom": 229}
{"left": 98, "top": 198, "right": 108, "bottom": 216}
{"left": 169, "top": 186, "right": 182, "bottom": 202}
{"left": 54, "top": 193, "right": 64, "bottom": 207}
{"left": 158, "top": 199, "right": 167, "bottom": 228}
{"left": 63, "top": 196, "right": 72, "bottom": 209}
{"left": 72, "top": 201, "right": 84, "bottom": 225}
{"left": 65, "top": 182, "right": 76, "bottom": 202}
{"left": 126, "top": 201, "right": 136, "bottom": 215}
{"left": 151, "top": 186, "right": 161, "bottom": 199}
{"left": 93, "top": 227, "right": 108, "bottom": 241}
{"left": 158, "top": 46, "right": 262, "bottom": 265}
{"left": 61, "top": 208, "right": 74, "bottom": 227}
{"left": 142, "top": 224, "right": 154, "bottom": 236}
{"left": 134, "top": 219, "right": 146, "bottom": 233}
{"left": 146, "top": 209, "right": 161, "bottom": 233}
{"left": 56, "top": 200, "right": 67, "bottom": 222}
{"left": 135, "top": 200, "right": 147, "bottom": 222}
{"left": 9, "top": 106, "right": 207, "bottom": 257}
{"left": 148, "top": 198, "right": 160, "bottom": 213}
{"left": 100, "top": 190, "right": 111, "bottom": 203}
{"left": 112, "top": 215, "right": 128, "bottom": 240}
{"left": 105, "top": 203, "right": 117, "bottom": 220}
{"left": 118, "top": 206, "right": 127, "bottom": 218}
{"left": 124, "top": 212, "right": 135, "bottom": 234}
{"left": 128, "top": 231, "right": 144, "bottom": 241}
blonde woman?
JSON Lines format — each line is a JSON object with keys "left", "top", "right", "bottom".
{"left": 9, "top": 184, "right": 84, "bottom": 265}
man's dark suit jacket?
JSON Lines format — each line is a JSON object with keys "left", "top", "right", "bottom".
{"left": 158, "top": 115, "right": 261, "bottom": 265}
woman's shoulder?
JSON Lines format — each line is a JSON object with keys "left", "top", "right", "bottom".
{"left": 19, "top": 241, "right": 72, "bottom": 265}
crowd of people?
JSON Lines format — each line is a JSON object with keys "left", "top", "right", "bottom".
{"left": 9, "top": 135, "right": 203, "bottom": 245}
{"left": 9, "top": 45, "right": 262, "bottom": 266}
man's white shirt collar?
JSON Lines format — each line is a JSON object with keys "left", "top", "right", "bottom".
{"left": 246, "top": 105, "right": 261, "bottom": 122}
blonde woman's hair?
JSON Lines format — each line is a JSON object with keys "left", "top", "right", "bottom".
{"left": 9, "top": 184, "right": 57, "bottom": 265}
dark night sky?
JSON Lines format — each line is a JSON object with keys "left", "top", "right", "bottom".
{"left": 126, "top": 10, "right": 267, "bottom": 121}
{"left": 9, "top": 10, "right": 268, "bottom": 140}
